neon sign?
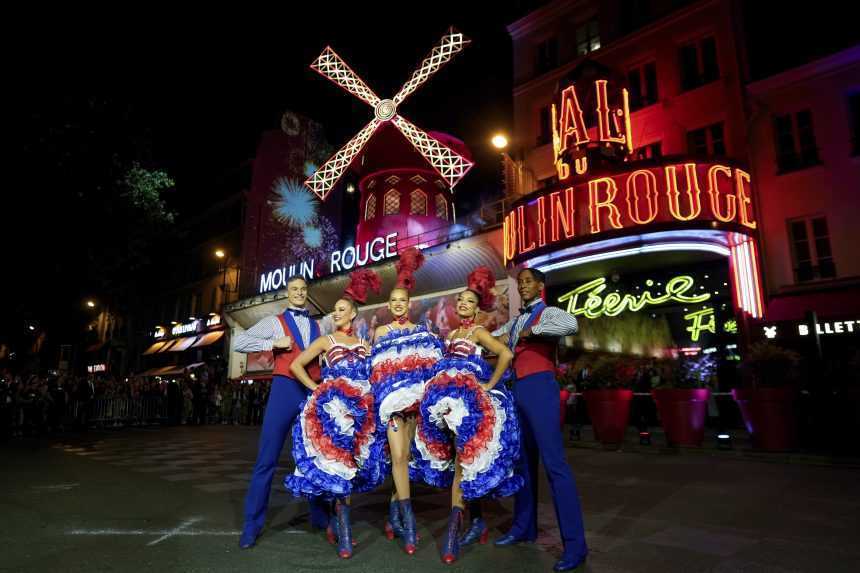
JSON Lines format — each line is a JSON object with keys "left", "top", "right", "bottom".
{"left": 558, "top": 275, "right": 711, "bottom": 318}
{"left": 799, "top": 320, "right": 860, "bottom": 336}
{"left": 552, "top": 80, "right": 633, "bottom": 179}
{"left": 503, "top": 162, "right": 757, "bottom": 264}
{"left": 172, "top": 321, "right": 199, "bottom": 336}
{"left": 259, "top": 232, "right": 398, "bottom": 293}
{"left": 685, "top": 308, "right": 716, "bottom": 342}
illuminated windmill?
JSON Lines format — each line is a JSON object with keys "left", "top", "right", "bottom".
{"left": 304, "top": 28, "right": 474, "bottom": 201}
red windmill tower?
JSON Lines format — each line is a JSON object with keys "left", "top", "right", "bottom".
{"left": 305, "top": 28, "right": 475, "bottom": 246}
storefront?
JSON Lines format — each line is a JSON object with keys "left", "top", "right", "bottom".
{"left": 138, "top": 314, "right": 226, "bottom": 380}
{"left": 502, "top": 76, "right": 764, "bottom": 385}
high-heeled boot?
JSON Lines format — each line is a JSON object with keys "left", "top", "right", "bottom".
{"left": 385, "top": 498, "right": 404, "bottom": 540}
{"left": 441, "top": 506, "right": 464, "bottom": 564}
{"left": 335, "top": 501, "right": 353, "bottom": 559}
{"left": 398, "top": 499, "right": 417, "bottom": 555}
{"left": 460, "top": 502, "right": 488, "bottom": 546}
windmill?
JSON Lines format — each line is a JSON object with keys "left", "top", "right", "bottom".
{"left": 304, "top": 28, "right": 474, "bottom": 201}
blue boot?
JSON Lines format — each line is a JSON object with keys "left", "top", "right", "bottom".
{"left": 460, "top": 502, "right": 488, "bottom": 546}
{"left": 441, "top": 507, "right": 464, "bottom": 564}
{"left": 398, "top": 499, "right": 417, "bottom": 555}
{"left": 335, "top": 502, "right": 353, "bottom": 559}
{"left": 460, "top": 517, "right": 488, "bottom": 545}
{"left": 385, "top": 498, "right": 404, "bottom": 540}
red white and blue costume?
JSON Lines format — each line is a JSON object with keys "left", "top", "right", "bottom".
{"left": 411, "top": 330, "right": 523, "bottom": 500}
{"left": 284, "top": 336, "right": 386, "bottom": 499}
{"left": 369, "top": 324, "right": 445, "bottom": 430}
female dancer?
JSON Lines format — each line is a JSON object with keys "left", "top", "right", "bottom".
{"left": 284, "top": 269, "right": 384, "bottom": 559}
{"left": 412, "top": 267, "right": 523, "bottom": 563}
{"left": 370, "top": 247, "right": 444, "bottom": 555}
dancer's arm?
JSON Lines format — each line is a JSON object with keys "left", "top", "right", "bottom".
{"left": 289, "top": 336, "right": 329, "bottom": 391}
{"left": 529, "top": 307, "right": 579, "bottom": 337}
{"left": 473, "top": 327, "right": 513, "bottom": 391}
{"left": 233, "top": 316, "right": 292, "bottom": 353}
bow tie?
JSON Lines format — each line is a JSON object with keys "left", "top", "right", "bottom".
{"left": 519, "top": 305, "right": 537, "bottom": 314}
{"left": 288, "top": 308, "right": 309, "bottom": 318}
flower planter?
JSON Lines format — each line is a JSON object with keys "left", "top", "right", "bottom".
{"left": 731, "top": 387, "right": 799, "bottom": 451}
{"left": 583, "top": 389, "right": 633, "bottom": 445}
{"left": 652, "top": 388, "right": 710, "bottom": 446}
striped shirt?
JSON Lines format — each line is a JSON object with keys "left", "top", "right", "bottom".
{"left": 493, "top": 300, "right": 579, "bottom": 348}
{"left": 232, "top": 309, "right": 333, "bottom": 353}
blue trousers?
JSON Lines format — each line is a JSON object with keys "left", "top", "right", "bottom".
{"left": 243, "top": 375, "right": 330, "bottom": 531}
{"left": 511, "top": 371, "right": 587, "bottom": 560}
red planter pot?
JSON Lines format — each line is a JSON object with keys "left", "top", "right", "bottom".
{"left": 731, "top": 387, "right": 799, "bottom": 451}
{"left": 559, "top": 389, "right": 570, "bottom": 428}
{"left": 583, "top": 389, "right": 633, "bottom": 444}
{"left": 652, "top": 388, "right": 710, "bottom": 446}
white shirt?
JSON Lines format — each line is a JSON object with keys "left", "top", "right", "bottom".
{"left": 232, "top": 308, "right": 333, "bottom": 353}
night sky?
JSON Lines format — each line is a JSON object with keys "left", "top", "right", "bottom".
{"left": 7, "top": 2, "right": 858, "bottom": 355}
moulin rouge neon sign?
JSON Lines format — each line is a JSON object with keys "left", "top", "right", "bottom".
{"left": 503, "top": 161, "right": 757, "bottom": 263}
{"left": 504, "top": 78, "right": 758, "bottom": 265}
{"left": 552, "top": 79, "right": 633, "bottom": 179}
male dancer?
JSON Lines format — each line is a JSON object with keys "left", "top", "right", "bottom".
{"left": 233, "top": 275, "right": 330, "bottom": 548}
{"left": 493, "top": 268, "right": 587, "bottom": 572}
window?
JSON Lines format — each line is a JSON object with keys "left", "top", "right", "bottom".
{"left": 679, "top": 36, "right": 719, "bottom": 92}
{"left": 383, "top": 189, "right": 400, "bottom": 215}
{"left": 365, "top": 194, "right": 377, "bottom": 220}
{"left": 435, "top": 194, "right": 448, "bottom": 220}
{"left": 634, "top": 142, "right": 662, "bottom": 160}
{"left": 687, "top": 123, "right": 725, "bottom": 156}
{"left": 848, "top": 93, "right": 859, "bottom": 156}
{"left": 409, "top": 189, "right": 427, "bottom": 216}
{"left": 576, "top": 19, "right": 600, "bottom": 56}
{"left": 537, "top": 105, "right": 551, "bottom": 146}
{"left": 628, "top": 61, "right": 658, "bottom": 110}
{"left": 789, "top": 217, "right": 836, "bottom": 282}
{"left": 773, "top": 110, "right": 820, "bottom": 173}
{"left": 535, "top": 36, "right": 558, "bottom": 75}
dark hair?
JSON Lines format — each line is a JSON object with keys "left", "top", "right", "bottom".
{"left": 389, "top": 286, "right": 410, "bottom": 299}
{"left": 517, "top": 267, "right": 546, "bottom": 284}
{"left": 286, "top": 275, "right": 308, "bottom": 288}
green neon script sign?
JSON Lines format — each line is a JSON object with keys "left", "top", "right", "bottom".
{"left": 558, "top": 275, "right": 712, "bottom": 319}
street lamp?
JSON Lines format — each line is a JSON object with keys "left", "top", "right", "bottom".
{"left": 86, "top": 300, "right": 96, "bottom": 308}
{"left": 214, "top": 249, "right": 226, "bottom": 259}
{"left": 491, "top": 133, "right": 509, "bottom": 150}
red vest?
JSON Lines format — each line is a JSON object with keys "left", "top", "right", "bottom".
{"left": 513, "top": 307, "right": 557, "bottom": 379}
{"left": 272, "top": 315, "right": 320, "bottom": 380}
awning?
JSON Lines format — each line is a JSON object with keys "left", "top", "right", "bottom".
{"left": 138, "top": 366, "right": 166, "bottom": 376}
{"left": 192, "top": 330, "right": 224, "bottom": 348}
{"left": 156, "top": 340, "right": 178, "bottom": 353}
{"left": 231, "top": 372, "right": 273, "bottom": 381}
{"left": 138, "top": 363, "right": 206, "bottom": 377}
{"left": 142, "top": 341, "right": 170, "bottom": 355}
{"left": 168, "top": 336, "right": 199, "bottom": 352}
{"left": 86, "top": 341, "right": 107, "bottom": 353}
{"left": 157, "top": 365, "right": 186, "bottom": 376}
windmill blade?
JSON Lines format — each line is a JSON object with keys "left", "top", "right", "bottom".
{"left": 392, "top": 28, "right": 470, "bottom": 107}
{"left": 391, "top": 115, "right": 474, "bottom": 188}
{"left": 310, "top": 47, "right": 381, "bottom": 108}
{"left": 305, "top": 118, "right": 382, "bottom": 200}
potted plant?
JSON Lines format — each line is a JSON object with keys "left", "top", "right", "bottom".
{"left": 652, "top": 355, "right": 715, "bottom": 447}
{"left": 732, "top": 342, "right": 801, "bottom": 451}
{"left": 581, "top": 356, "right": 636, "bottom": 445}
